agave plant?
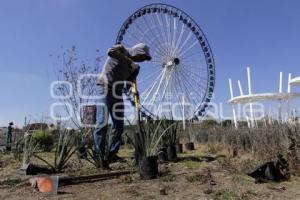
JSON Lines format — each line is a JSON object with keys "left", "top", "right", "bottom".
{"left": 86, "top": 148, "right": 109, "bottom": 169}
{"left": 34, "top": 129, "right": 76, "bottom": 173}
{"left": 12, "top": 118, "right": 33, "bottom": 163}
{"left": 161, "top": 118, "right": 179, "bottom": 145}
{"left": 129, "top": 119, "right": 177, "bottom": 157}
{"left": 22, "top": 132, "right": 39, "bottom": 167}
{"left": 85, "top": 127, "right": 109, "bottom": 169}
{"left": 74, "top": 128, "right": 94, "bottom": 159}
{"left": 186, "top": 122, "right": 196, "bottom": 143}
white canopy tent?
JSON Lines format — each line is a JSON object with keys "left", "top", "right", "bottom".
{"left": 228, "top": 92, "right": 300, "bottom": 104}
{"left": 228, "top": 68, "right": 300, "bottom": 129}
{"left": 289, "top": 76, "right": 300, "bottom": 86}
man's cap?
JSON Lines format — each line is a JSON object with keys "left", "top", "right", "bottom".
{"left": 127, "top": 43, "right": 152, "bottom": 61}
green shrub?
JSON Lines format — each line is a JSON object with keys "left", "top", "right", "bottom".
{"left": 34, "top": 129, "right": 76, "bottom": 173}
{"left": 32, "top": 130, "right": 54, "bottom": 151}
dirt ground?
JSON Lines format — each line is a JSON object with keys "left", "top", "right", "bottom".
{"left": 1, "top": 145, "right": 300, "bottom": 200}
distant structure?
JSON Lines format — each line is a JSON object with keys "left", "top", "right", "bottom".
{"left": 228, "top": 67, "right": 300, "bottom": 128}
{"left": 25, "top": 123, "right": 56, "bottom": 133}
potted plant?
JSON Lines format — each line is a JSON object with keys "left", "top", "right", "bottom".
{"left": 34, "top": 129, "right": 76, "bottom": 173}
{"left": 185, "top": 122, "right": 195, "bottom": 151}
{"left": 157, "top": 144, "right": 168, "bottom": 162}
{"left": 75, "top": 128, "right": 94, "bottom": 159}
{"left": 85, "top": 127, "right": 109, "bottom": 170}
{"left": 129, "top": 120, "right": 175, "bottom": 179}
{"left": 161, "top": 119, "right": 179, "bottom": 161}
{"left": 21, "top": 132, "right": 38, "bottom": 169}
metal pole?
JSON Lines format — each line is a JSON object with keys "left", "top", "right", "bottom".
{"left": 237, "top": 80, "right": 250, "bottom": 127}
{"left": 247, "top": 67, "right": 254, "bottom": 128}
{"left": 288, "top": 73, "right": 292, "bottom": 93}
{"left": 229, "top": 79, "right": 238, "bottom": 128}
{"left": 279, "top": 72, "right": 283, "bottom": 93}
{"left": 237, "top": 80, "right": 244, "bottom": 96}
{"left": 132, "top": 81, "right": 141, "bottom": 133}
{"left": 182, "top": 96, "right": 186, "bottom": 130}
{"left": 287, "top": 73, "right": 292, "bottom": 123}
{"left": 278, "top": 72, "right": 283, "bottom": 123}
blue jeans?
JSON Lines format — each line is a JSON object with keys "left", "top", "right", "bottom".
{"left": 93, "top": 86, "right": 124, "bottom": 156}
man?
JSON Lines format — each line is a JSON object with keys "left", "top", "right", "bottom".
{"left": 6, "top": 122, "right": 13, "bottom": 151}
{"left": 94, "top": 43, "right": 151, "bottom": 160}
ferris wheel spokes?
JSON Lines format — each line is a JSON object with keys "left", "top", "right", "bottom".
{"left": 116, "top": 4, "right": 215, "bottom": 120}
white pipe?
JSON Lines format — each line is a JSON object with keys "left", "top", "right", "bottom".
{"left": 288, "top": 73, "right": 292, "bottom": 93}
{"left": 229, "top": 79, "right": 234, "bottom": 99}
{"left": 263, "top": 110, "right": 267, "bottom": 127}
{"left": 268, "top": 108, "right": 272, "bottom": 125}
{"left": 247, "top": 67, "right": 252, "bottom": 95}
{"left": 232, "top": 107, "right": 238, "bottom": 129}
{"left": 229, "top": 79, "right": 238, "bottom": 128}
{"left": 237, "top": 80, "right": 244, "bottom": 96}
{"left": 254, "top": 116, "right": 258, "bottom": 128}
{"left": 245, "top": 115, "right": 251, "bottom": 128}
{"left": 279, "top": 72, "right": 283, "bottom": 93}
{"left": 236, "top": 77, "right": 250, "bottom": 127}
{"left": 182, "top": 96, "right": 185, "bottom": 130}
{"left": 277, "top": 72, "right": 284, "bottom": 124}
{"left": 278, "top": 103, "right": 282, "bottom": 124}
{"left": 247, "top": 67, "right": 254, "bottom": 128}
{"left": 287, "top": 73, "right": 292, "bottom": 122}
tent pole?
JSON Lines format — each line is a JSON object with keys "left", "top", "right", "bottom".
{"left": 247, "top": 67, "right": 254, "bottom": 128}
{"left": 229, "top": 79, "right": 238, "bottom": 129}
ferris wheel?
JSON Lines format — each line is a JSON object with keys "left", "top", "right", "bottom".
{"left": 116, "top": 3, "right": 215, "bottom": 120}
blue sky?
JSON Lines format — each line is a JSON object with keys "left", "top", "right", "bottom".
{"left": 1, "top": 0, "right": 300, "bottom": 127}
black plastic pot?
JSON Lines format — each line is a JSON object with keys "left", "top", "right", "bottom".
{"left": 77, "top": 146, "right": 87, "bottom": 159}
{"left": 185, "top": 142, "right": 195, "bottom": 151}
{"left": 21, "top": 163, "right": 54, "bottom": 175}
{"left": 134, "top": 151, "right": 140, "bottom": 166}
{"left": 158, "top": 147, "right": 168, "bottom": 162}
{"left": 175, "top": 143, "right": 183, "bottom": 154}
{"left": 138, "top": 156, "right": 158, "bottom": 180}
{"left": 167, "top": 145, "right": 177, "bottom": 161}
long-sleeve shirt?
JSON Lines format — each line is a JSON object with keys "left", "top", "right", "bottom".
{"left": 97, "top": 45, "right": 140, "bottom": 91}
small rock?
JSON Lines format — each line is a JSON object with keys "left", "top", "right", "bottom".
{"left": 268, "top": 186, "right": 286, "bottom": 191}
{"left": 203, "top": 188, "right": 213, "bottom": 194}
{"left": 210, "top": 180, "right": 216, "bottom": 186}
{"left": 159, "top": 188, "right": 167, "bottom": 195}
{"left": 280, "top": 186, "right": 286, "bottom": 190}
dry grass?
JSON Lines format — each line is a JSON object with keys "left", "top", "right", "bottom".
{"left": 1, "top": 144, "right": 300, "bottom": 199}
{"left": 1, "top": 125, "right": 300, "bottom": 199}
{"left": 194, "top": 124, "right": 300, "bottom": 173}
